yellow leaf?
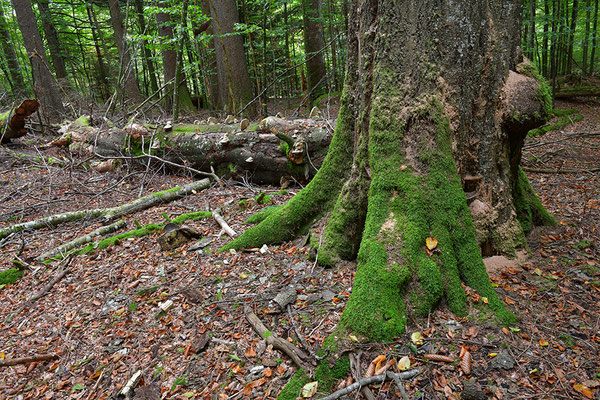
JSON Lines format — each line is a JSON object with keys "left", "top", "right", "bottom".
{"left": 411, "top": 332, "right": 424, "bottom": 346}
{"left": 349, "top": 335, "right": 358, "bottom": 342}
{"left": 488, "top": 353, "right": 498, "bottom": 358}
{"left": 534, "top": 268, "right": 542, "bottom": 276}
{"left": 239, "top": 272, "right": 248, "bottom": 279}
{"left": 0, "top": 353, "right": 4, "bottom": 360}
{"left": 425, "top": 237, "right": 438, "bottom": 250}
{"left": 397, "top": 356, "right": 411, "bottom": 371}
{"left": 539, "top": 339, "right": 549, "bottom": 347}
{"left": 573, "top": 384, "right": 593, "bottom": 399}
{"left": 302, "top": 381, "right": 318, "bottom": 398}
{"left": 482, "top": 297, "right": 489, "bottom": 304}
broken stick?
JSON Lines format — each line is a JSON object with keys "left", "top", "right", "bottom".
{"left": 213, "top": 207, "right": 236, "bottom": 237}
{"left": 316, "top": 369, "right": 422, "bottom": 400}
{"left": 244, "top": 306, "right": 310, "bottom": 370}
{"left": 0, "top": 353, "right": 59, "bottom": 368}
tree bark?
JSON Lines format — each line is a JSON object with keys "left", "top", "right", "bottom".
{"left": 206, "top": 0, "right": 257, "bottom": 116}
{"left": 224, "top": 0, "right": 554, "bottom": 341}
{"left": 86, "top": 3, "right": 110, "bottom": 101}
{"left": 302, "top": 0, "right": 327, "bottom": 102}
{"left": 108, "top": 0, "right": 144, "bottom": 105}
{"left": 0, "top": 7, "right": 25, "bottom": 92}
{"left": 134, "top": 0, "right": 159, "bottom": 96}
{"left": 157, "top": 0, "right": 195, "bottom": 113}
{"left": 37, "top": 0, "right": 69, "bottom": 87}
{"left": 11, "top": 0, "right": 65, "bottom": 123}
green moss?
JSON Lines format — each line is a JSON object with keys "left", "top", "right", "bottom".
{"left": 245, "top": 205, "right": 283, "bottom": 224}
{"left": 528, "top": 109, "right": 583, "bottom": 137}
{"left": 574, "top": 239, "right": 592, "bottom": 250}
{"left": 313, "top": 91, "right": 342, "bottom": 108}
{"left": 72, "top": 115, "right": 90, "bottom": 127}
{"left": 277, "top": 369, "right": 310, "bottom": 400}
{"left": 254, "top": 192, "right": 272, "bottom": 205}
{"left": 0, "top": 268, "right": 23, "bottom": 286}
{"left": 222, "top": 85, "right": 356, "bottom": 251}
{"left": 513, "top": 167, "right": 556, "bottom": 233}
{"left": 279, "top": 141, "right": 290, "bottom": 156}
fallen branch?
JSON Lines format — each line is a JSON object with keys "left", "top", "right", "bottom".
{"left": 35, "top": 220, "right": 127, "bottom": 262}
{"left": 30, "top": 255, "right": 75, "bottom": 302}
{"left": 522, "top": 166, "right": 600, "bottom": 174}
{"left": 349, "top": 353, "right": 375, "bottom": 400}
{"left": 316, "top": 369, "right": 422, "bottom": 400}
{"left": 244, "top": 306, "right": 310, "bottom": 370}
{"left": 0, "top": 178, "right": 211, "bottom": 240}
{"left": 213, "top": 207, "right": 236, "bottom": 237}
{"left": 0, "top": 353, "right": 59, "bottom": 368}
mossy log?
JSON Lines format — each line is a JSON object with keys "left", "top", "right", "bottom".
{"left": 554, "top": 85, "right": 600, "bottom": 98}
{"left": 88, "top": 119, "right": 333, "bottom": 184}
{"left": 0, "top": 100, "right": 39, "bottom": 143}
{"left": 0, "top": 179, "right": 210, "bottom": 240}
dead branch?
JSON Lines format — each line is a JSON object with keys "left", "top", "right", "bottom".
{"left": 522, "top": 166, "right": 600, "bottom": 174}
{"left": 349, "top": 353, "right": 375, "bottom": 400}
{"left": 0, "top": 353, "right": 59, "bottom": 368}
{"left": 316, "top": 369, "right": 422, "bottom": 400}
{"left": 36, "top": 220, "right": 127, "bottom": 262}
{"left": 0, "top": 178, "right": 211, "bottom": 240}
{"left": 30, "top": 255, "right": 75, "bottom": 302}
{"left": 244, "top": 306, "right": 310, "bottom": 371}
{"left": 213, "top": 207, "right": 236, "bottom": 237}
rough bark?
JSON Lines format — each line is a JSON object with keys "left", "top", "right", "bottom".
{"left": 224, "top": 0, "right": 554, "bottom": 341}
{"left": 108, "top": 0, "right": 144, "bottom": 105}
{"left": 86, "top": 3, "right": 110, "bottom": 101}
{"left": 0, "top": 7, "right": 25, "bottom": 91}
{"left": 11, "top": 0, "right": 65, "bottom": 123}
{"left": 302, "top": 0, "right": 327, "bottom": 102}
{"left": 37, "top": 0, "right": 69, "bottom": 86}
{"left": 207, "top": 0, "right": 257, "bottom": 116}
{"left": 134, "top": 0, "right": 159, "bottom": 95}
{"left": 157, "top": 0, "right": 195, "bottom": 112}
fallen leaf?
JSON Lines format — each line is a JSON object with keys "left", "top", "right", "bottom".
{"left": 573, "top": 384, "right": 593, "bottom": 399}
{"left": 411, "top": 332, "right": 424, "bottom": 346}
{"left": 426, "top": 237, "right": 438, "bottom": 250}
{"left": 302, "top": 381, "right": 318, "bottom": 398}
{"left": 397, "top": 356, "right": 411, "bottom": 371}
{"left": 539, "top": 339, "right": 549, "bottom": 347}
{"left": 244, "top": 346, "right": 257, "bottom": 358}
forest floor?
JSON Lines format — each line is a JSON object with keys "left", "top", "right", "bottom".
{"left": 0, "top": 97, "right": 598, "bottom": 400}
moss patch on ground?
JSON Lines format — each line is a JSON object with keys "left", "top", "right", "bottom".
{"left": 0, "top": 268, "right": 24, "bottom": 286}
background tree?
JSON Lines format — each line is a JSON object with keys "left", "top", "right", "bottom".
{"left": 302, "top": 0, "right": 327, "bottom": 102}
{"left": 0, "top": 5, "right": 24, "bottom": 93}
{"left": 11, "top": 0, "right": 64, "bottom": 122}
{"left": 36, "top": 0, "right": 70, "bottom": 88}
{"left": 206, "top": 0, "right": 256, "bottom": 116}
{"left": 224, "top": 0, "right": 554, "bottom": 340}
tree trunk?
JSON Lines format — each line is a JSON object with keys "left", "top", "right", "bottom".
{"left": 302, "top": 0, "right": 327, "bottom": 103}
{"left": 224, "top": 0, "right": 555, "bottom": 340}
{"left": 0, "top": 6, "right": 25, "bottom": 92}
{"left": 567, "top": 0, "right": 579, "bottom": 74}
{"left": 86, "top": 3, "right": 110, "bottom": 101}
{"left": 37, "top": 0, "right": 69, "bottom": 87}
{"left": 134, "top": 0, "right": 159, "bottom": 96}
{"left": 590, "top": 0, "right": 599, "bottom": 72}
{"left": 542, "top": 0, "right": 550, "bottom": 77}
{"left": 11, "top": 0, "right": 65, "bottom": 123}
{"left": 157, "top": 0, "right": 195, "bottom": 114}
{"left": 108, "top": 0, "right": 144, "bottom": 105}
{"left": 206, "top": 0, "right": 256, "bottom": 116}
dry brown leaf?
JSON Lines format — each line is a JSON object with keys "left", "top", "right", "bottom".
{"left": 573, "top": 384, "right": 593, "bottom": 399}
{"left": 244, "top": 346, "right": 257, "bottom": 358}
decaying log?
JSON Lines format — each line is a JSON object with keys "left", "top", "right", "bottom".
{"left": 0, "top": 179, "right": 210, "bottom": 240}
{"left": 244, "top": 306, "right": 311, "bottom": 370}
{"left": 0, "top": 100, "right": 39, "bottom": 143}
{"left": 554, "top": 85, "right": 600, "bottom": 98}
{"left": 69, "top": 117, "right": 333, "bottom": 184}
{"left": 35, "top": 220, "right": 127, "bottom": 262}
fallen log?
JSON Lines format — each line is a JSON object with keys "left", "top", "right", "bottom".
{"left": 554, "top": 85, "right": 600, "bottom": 98}
{"left": 0, "top": 100, "right": 39, "bottom": 143}
{"left": 0, "top": 353, "right": 59, "bottom": 368}
{"left": 0, "top": 179, "right": 210, "bottom": 240}
{"left": 57, "top": 117, "right": 333, "bottom": 184}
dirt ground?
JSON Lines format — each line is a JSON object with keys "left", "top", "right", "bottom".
{"left": 0, "top": 97, "right": 598, "bottom": 400}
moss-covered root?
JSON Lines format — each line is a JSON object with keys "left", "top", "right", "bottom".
{"left": 222, "top": 90, "right": 356, "bottom": 251}
{"left": 514, "top": 167, "right": 556, "bottom": 233}
{"left": 340, "top": 100, "right": 515, "bottom": 341}
{"left": 244, "top": 205, "right": 283, "bottom": 225}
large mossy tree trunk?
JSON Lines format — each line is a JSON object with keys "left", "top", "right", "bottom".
{"left": 225, "top": 0, "right": 555, "bottom": 341}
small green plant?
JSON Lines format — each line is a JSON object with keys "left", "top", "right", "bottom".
{"left": 171, "top": 374, "right": 188, "bottom": 391}
{"left": 574, "top": 239, "right": 592, "bottom": 250}
{"left": 128, "top": 302, "right": 139, "bottom": 312}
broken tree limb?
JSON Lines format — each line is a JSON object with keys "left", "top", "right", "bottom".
{"left": 0, "top": 178, "right": 211, "bottom": 240}
{"left": 213, "top": 207, "right": 236, "bottom": 237}
{"left": 30, "top": 255, "right": 75, "bottom": 302}
{"left": 0, "top": 353, "right": 59, "bottom": 368}
{"left": 554, "top": 85, "right": 600, "bottom": 98}
{"left": 244, "top": 306, "right": 311, "bottom": 371}
{"left": 35, "top": 220, "right": 127, "bottom": 262}
{"left": 0, "top": 100, "right": 39, "bottom": 143}
{"left": 316, "top": 369, "right": 422, "bottom": 400}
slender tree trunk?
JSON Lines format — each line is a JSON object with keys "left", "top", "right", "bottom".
{"left": 528, "top": 0, "right": 536, "bottom": 61}
{"left": 157, "top": 0, "right": 194, "bottom": 114}
{"left": 542, "top": 0, "right": 550, "bottom": 77}
{"left": 206, "top": 0, "right": 256, "bottom": 116}
{"left": 86, "top": 3, "right": 109, "bottom": 101}
{"left": 11, "top": 0, "right": 64, "bottom": 122}
{"left": 567, "top": 0, "right": 579, "bottom": 74}
{"left": 302, "top": 0, "right": 327, "bottom": 103}
{"left": 583, "top": 0, "right": 591, "bottom": 72}
{"left": 134, "top": 0, "right": 159, "bottom": 95}
{"left": 590, "top": 0, "right": 599, "bottom": 72}
{"left": 36, "top": 0, "right": 69, "bottom": 87}
{"left": 108, "top": 0, "right": 144, "bottom": 105}
{"left": 0, "top": 6, "right": 25, "bottom": 92}
{"left": 225, "top": 0, "right": 554, "bottom": 341}
{"left": 327, "top": 0, "right": 339, "bottom": 91}
{"left": 197, "top": 0, "right": 220, "bottom": 109}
